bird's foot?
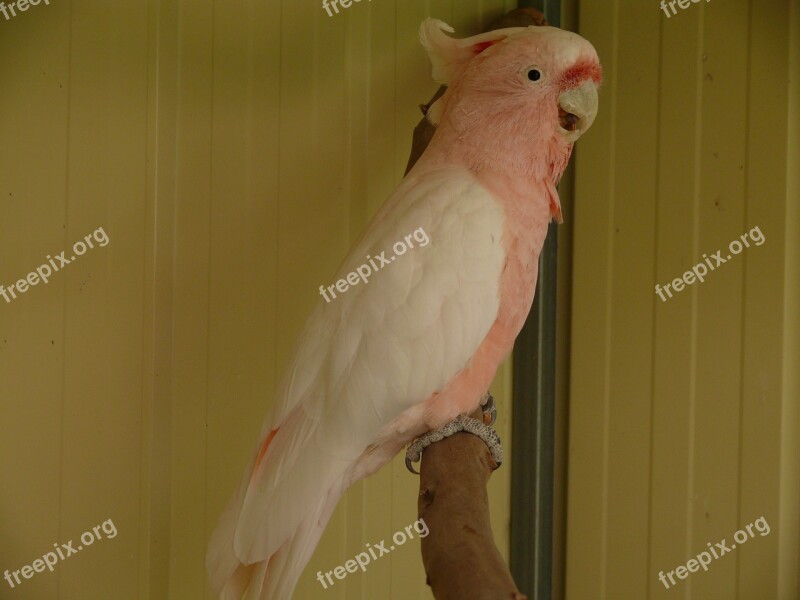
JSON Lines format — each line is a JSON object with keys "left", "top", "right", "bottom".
{"left": 405, "top": 395, "right": 503, "bottom": 475}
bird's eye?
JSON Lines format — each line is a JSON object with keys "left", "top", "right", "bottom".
{"left": 527, "top": 69, "right": 542, "bottom": 82}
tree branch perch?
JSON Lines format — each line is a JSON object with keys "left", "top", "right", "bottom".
{"left": 417, "top": 408, "right": 526, "bottom": 600}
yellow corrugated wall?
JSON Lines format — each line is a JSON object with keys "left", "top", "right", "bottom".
{"left": 564, "top": 0, "right": 800, "bottom": 599}
{"left": 0, "top": 1, "right": 517, "bottom": 599}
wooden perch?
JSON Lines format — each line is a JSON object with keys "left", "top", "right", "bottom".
{"left": 404, "top": 8, "right": 550, "bottom": 599}
{"left": 417, "top": 408, "right": 526, "bottom": 600}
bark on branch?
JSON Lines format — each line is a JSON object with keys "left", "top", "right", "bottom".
{"left": 417, "top": 409, "right": 526, "bottom": 600}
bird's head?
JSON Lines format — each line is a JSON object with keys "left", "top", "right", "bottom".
{"left": 420, "top": 19, "right": 602, "bottom": 182}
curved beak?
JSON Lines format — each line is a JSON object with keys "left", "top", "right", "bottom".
{"left": 558, "top": 80, "right": 599, "bottom": 142}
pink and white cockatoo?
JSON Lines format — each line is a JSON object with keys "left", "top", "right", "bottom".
{"left": 207, "top": 18, "right": 601, "bottom": 600}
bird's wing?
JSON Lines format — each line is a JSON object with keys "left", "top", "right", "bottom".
{"left": 234, "top": 165, "right": 508, "bottom": 563}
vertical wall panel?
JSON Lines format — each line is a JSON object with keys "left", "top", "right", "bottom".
{"left": 562, "top": 0, "right": 616, "bottom": 595}
{"left": 1, "top": 0, "right": 151, "bottom": 599}
{"left": 778, "top": 5, "right": 800, "bottom": 597}
{"left": 738, "top": 0, "right": 794, "bottom": 597}
{"left": 141, "top": 0, "right": 178, "bottom": 596}
{"left": 0, "top": 2, "right": 72, "bottom": 597}
{"left": 602, "top": 3, "right": 660, "bottom": 596}
{"left": 648, "top": 3, "right": 702, "bottom": 599}
{"left": 566, "top": 1, "right": 800, "bottom": 600}
{"left": 169, "top": 0, "right": 214, "bottom": 597}
{"left": 691, "top": 3, "right": 750, "bottom": 597}
{"left": 0, "top": 1, "right": 70, "bottom": 595}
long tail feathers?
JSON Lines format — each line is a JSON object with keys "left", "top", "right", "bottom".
{"left": 207, "top": 451, "right": 260, "bottom": 597}
{"left": 209, "top": 477, "right": 344, "bottom": 600}
{"left": 207, "top": 410, "right": 349, "bottom": 600}
{"left": 258, "top": 484, "right": 343, "bottom": 599}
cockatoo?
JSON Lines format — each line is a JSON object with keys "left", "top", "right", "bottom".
{"left": 207, "top": 18, "right": 601, "bottom": 600}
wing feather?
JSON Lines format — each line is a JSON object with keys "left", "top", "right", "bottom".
{"left": 233, "top": 166, "right": 507, "bottom": 563}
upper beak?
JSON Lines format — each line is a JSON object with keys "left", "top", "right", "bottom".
{"left": 558, "top": 80, "right": 599, "bottom": 142}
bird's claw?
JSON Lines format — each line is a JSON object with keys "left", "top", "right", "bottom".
{"left": 405, "top": 456, "right": 420, "bottom": 475}
{"left": 480, "top": 391, "right": 497, "bottom": 426}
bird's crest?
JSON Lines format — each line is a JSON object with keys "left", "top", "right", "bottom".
{"left": 419, "top": 19, "right": 526, "bottom": 125}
